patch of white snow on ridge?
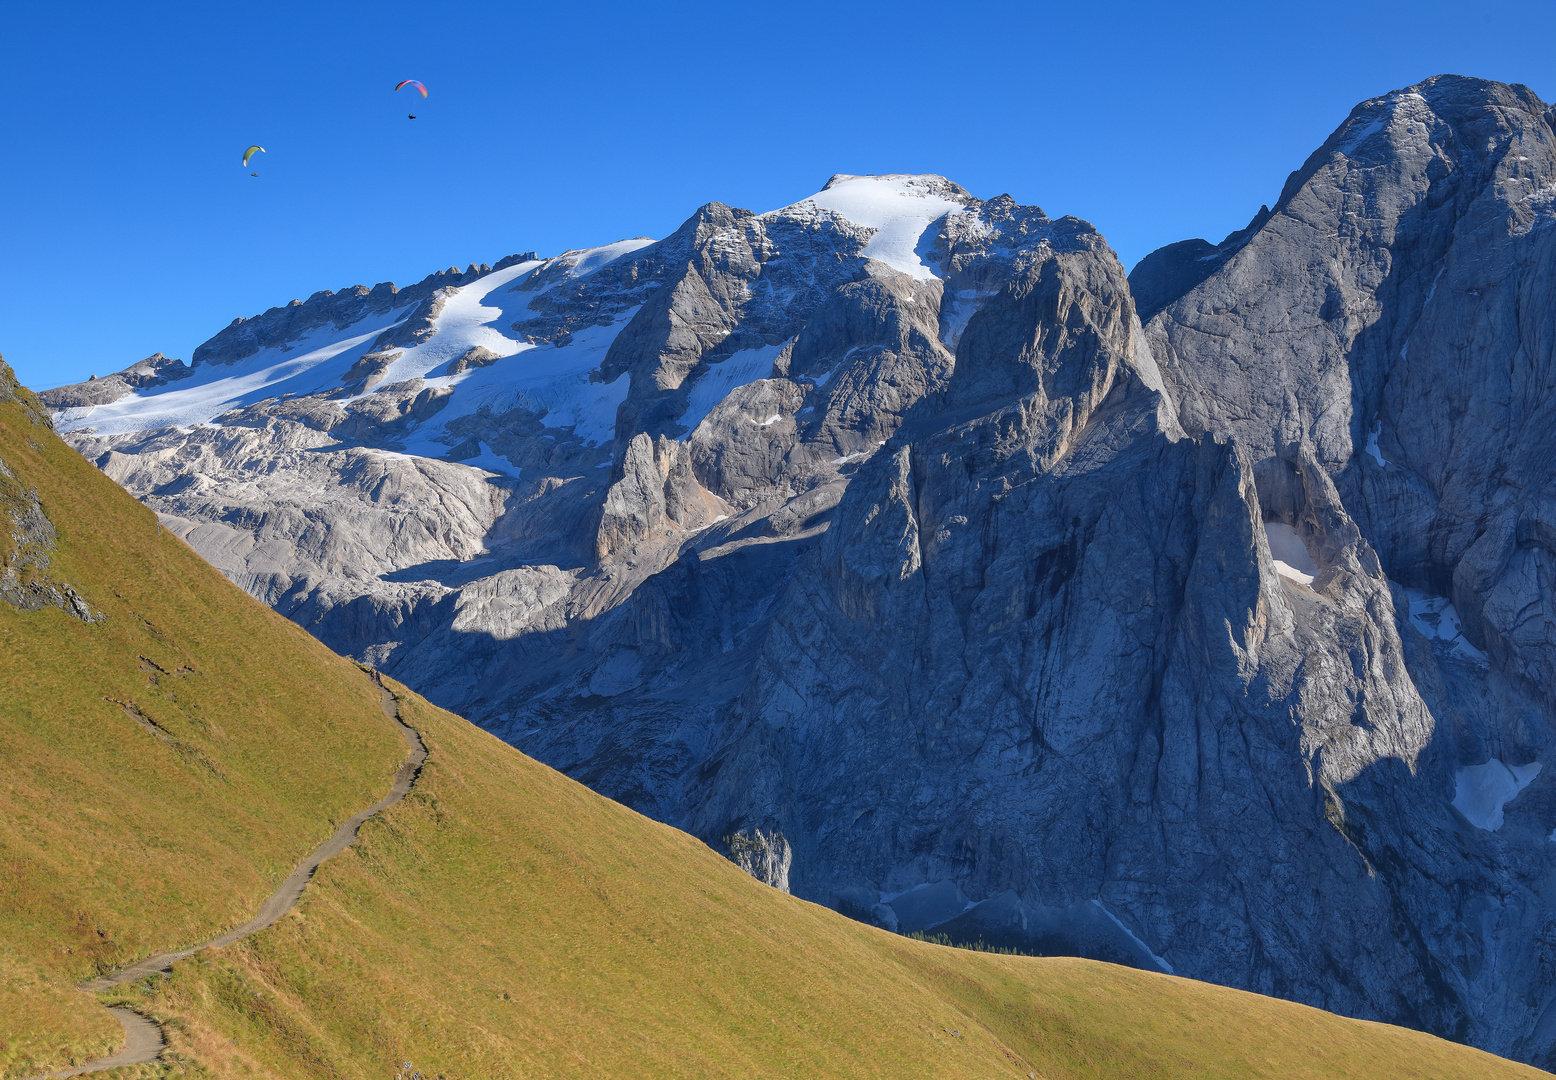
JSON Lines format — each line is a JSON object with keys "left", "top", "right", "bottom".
{"left": 777, "top": 176, "right": 968, "bottom": 280}
{"left": 1264, "top": 522, "right": 1318, "bottom": 586}
{"left": 1338, "top": 116, "right": 1386, "bottom": 154}
{"left": 1453, "top": 759, "right": 1542, "bottom": 830}
{"left": 1402, "top": 587, "right": 1489, "bottom": 663}
{"left": 55, "top": 312, "right": 407, "bottom": 436}
{"left": 547, "top": 238, "right": 656, "bottom": 284}
{"left": 376, "top": 261, "right": 538, "bottom": 387}
{"left": 401, "top": 311, "right": 639, "bottom": 455}
{"left": 1091, "top": 901, "right": 1174, "bottom": 974}
{"left": 678, "top": 342, "right": 786, "bottom": 435}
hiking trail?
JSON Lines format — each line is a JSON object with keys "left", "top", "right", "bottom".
{"left": 27, "top": 675, "right": 424, "bottom": 1078}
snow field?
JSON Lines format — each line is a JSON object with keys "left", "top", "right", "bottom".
{"left": 375, "top": 260, "right": 538, "bottom": 387}
{"left": 54, "top": 311, "right": 408, "bottom": 437}
{"left": 776, "top": 175, "right": 969, "bottom": 281}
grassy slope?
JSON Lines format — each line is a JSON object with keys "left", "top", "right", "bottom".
{"left": 113, "top": 689, "right": 1546, "bottom": 1080}
{"left": 0, "top": 366, "right": 404, "bottom": 1077}
{"left": 0, "top": 361, "right": 1543, "bottom": 1079}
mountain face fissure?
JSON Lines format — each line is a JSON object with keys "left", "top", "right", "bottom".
{"left": 38, "top": 81, "right": 1556, "bottom": 1063}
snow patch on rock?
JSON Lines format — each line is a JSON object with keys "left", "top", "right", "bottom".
{"left": 1453, "top": 759, "right": 1542, "bottom": 830}
{"left": 1264, "top": 521, "right": 1318, "bottom": 586}
{"left": 1403, "top": 587, "right": 1489, "bottom": 663}
{"left": 679, "top": 343, "right": 786, "bottom": 435}
{"left": 1365, "top": 421, "right": 1388, "bottom": 467}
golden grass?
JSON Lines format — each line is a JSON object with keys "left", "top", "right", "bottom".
{"left": 0, "top": 370, "right": 404, "bottom": 1078}
{"left": 109, "top": 689, "right": 1546, "bottom": 1079}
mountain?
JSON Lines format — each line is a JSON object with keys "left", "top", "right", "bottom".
{"left": 36, "top": 77, "right": 1556, "bottom": 1065}
{"left": 8, "top": 354, "right": 1536, "bottom": 1079}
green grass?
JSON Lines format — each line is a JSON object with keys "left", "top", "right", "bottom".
{"left": 106, "top": 688, "right": 1549, "bottom": 1080}
{"left": 2, "top": 358, "right": 1547, "bottom": 1079}
{"left": 0, "top": 364, "right": 404, "bottom": 1077}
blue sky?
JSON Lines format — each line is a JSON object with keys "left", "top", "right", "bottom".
{"left": 3, "top": 0, "right": 1553, "bottom": 390}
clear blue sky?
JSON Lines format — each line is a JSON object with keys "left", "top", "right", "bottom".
{"left": 3, "top": 0, "right": 1553, "bottom": 390}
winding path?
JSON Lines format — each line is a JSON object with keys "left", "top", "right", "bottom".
{"left": 30, "top": 679, "right": 424, "bottom": 1079}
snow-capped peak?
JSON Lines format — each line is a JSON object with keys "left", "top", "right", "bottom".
{"left": 769, "top": 173, "right": 972, "bottom": 281}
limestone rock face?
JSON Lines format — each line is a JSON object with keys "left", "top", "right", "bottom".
{"left": 1, "top": 358, "right": 99, "bottom": 622}
{"left": 37, "top": 353, "right": 192, "bottom": 410}
{"left": 727, "top": 829, "right": 792, "bottom": 893}
{"left": 39, "top": 120, "right": 1556, "bottom": 1065}
{"left": 1134, "top": 73, "right": 1556, "bottom": 1062}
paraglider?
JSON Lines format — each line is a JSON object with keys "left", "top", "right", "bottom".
{"left": 242, "top": 145, "right": 265, "bottom": 171}
{"left": 396, "top": 80, "right": 426, "bottom": 119}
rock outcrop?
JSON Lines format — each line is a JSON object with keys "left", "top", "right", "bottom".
{"left": 37, "top": 352, "right": 192, "bottom": 410}
{"left": 1133, "top": 73, "right": 1556, "bottom": 1061}
{"left": 1, "top": 357, "right": 99, "bottom": 622}
{"left": 727, "top": 829, "right": 792, "bottom": 893}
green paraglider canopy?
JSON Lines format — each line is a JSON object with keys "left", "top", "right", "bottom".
{"left": 242, "top": 145, "right": 266, "bottom": 167}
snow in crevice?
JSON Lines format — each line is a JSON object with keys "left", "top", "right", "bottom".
{"left": 1402, "top": 587, "right": 1488, "bottom": 663}
{"left": 770, "top": 175, "right": 969, "bottom": 281}
{"left": 678, "top": 342, "right": 787, "bottom": 436}
{"left": 1364, "top": 421, "right": 1388, "bottom": 467}
{"left": 940, "top": 288, "right": 986, "bottom": 349}
{"left": 1264, "top": 521, "right": 1318, "bottom": 586}
{"left": 1453, "top": 759, "right": 1542, "bottom": 830}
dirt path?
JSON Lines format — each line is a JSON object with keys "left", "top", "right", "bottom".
{"left": 29, "top": 677, "right": 422, "bottom": 1079}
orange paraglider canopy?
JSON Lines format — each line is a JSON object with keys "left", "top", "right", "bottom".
{"left": 394, "top": 79, "right": 428, "bottom": 98}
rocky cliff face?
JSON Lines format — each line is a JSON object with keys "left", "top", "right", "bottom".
{"left": 0, "top": 357, "right": 99, "bottom": 622}
{"left": 1133, "top": 73, "right": 1556, "bottom": 1060}
{"left": 40, "top": 90, "right": 1556, "bottom": 1063}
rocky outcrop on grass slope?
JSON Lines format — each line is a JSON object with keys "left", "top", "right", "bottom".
{"left": 0, "top": 358, "right": 98, "bottom": 622}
